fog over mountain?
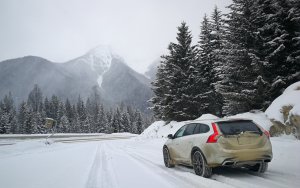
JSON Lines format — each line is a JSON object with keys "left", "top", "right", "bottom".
{"left": 0, "top": 46, "right": 152, "bottom": 112}
{"left": 145, "top": 58, "right": 160, "bottom": 81}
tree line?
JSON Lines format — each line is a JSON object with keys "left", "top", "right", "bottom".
{"left": 0, "top": 84, "right": 153, "bottom": 134}
{"left": 151, "top": 0, "right": 300, "bottom": 121}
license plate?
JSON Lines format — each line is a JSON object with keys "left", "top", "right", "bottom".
{"left": 237, "top": 137, "right": 251, "bottom": 145}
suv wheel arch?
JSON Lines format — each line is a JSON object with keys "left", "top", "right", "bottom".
{"left": 191, "top": 147, "right": 208, "bottom": 164}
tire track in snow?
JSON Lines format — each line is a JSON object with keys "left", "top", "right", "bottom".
{"left": 212, "top": 167, "right": 299, "bottom": 188}
{"left": 121, "top": 143, "right": 294, "bottom": 188}
{"left": 110, "top": 142, "right": 233, "bottom": 188}
{"left": 85, "top": 143, "right": 118, "bottom": 188}
{"left": 105, "top": 142, "right": 178, "bottom": 188}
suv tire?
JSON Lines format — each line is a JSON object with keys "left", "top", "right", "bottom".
{"left": 163, "top": 146, "right": 175, "bottom": 168}
{"left": 192, "top": 150, "right": 212, "bottom": 177}
{"left": 250, "top": 162, "right": 268, "bottom": 173}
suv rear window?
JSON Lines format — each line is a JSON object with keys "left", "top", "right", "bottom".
{"left": 217, "top": 120, "right": 262, "bottom": 135}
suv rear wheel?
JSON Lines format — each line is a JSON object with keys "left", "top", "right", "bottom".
{"left": 249, "top": 162, "right": 268, "bottom": 173}
{"left": 163, "top": 146, "right": 175, "bottom": 168}
{"left": 192, "top": 150, "right": 212, "bottom": 177}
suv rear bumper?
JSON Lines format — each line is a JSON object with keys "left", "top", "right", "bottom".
{"left": 203, "top": 142, "right": 273, "bottom": 167}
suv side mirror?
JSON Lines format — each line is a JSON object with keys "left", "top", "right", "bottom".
{"left": 167, "top": 134, "right": 173, "bottom": 139}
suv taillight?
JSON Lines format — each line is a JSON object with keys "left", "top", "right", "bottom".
{"left": 264, "top": 130, "right": 270, "bottom": 139}
{"left": 207, "top": 123, "right": 219, "bottom": 143}
{"left": 258, "top": 126, "right": 270, "bottom": 139}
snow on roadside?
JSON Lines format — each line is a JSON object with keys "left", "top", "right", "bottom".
{"left": 195, "top": 114, "right": 219, "bottom": 120}
{"left": 139, "top": 112, "right": 272, "bottom": 139}
{"left": 138, "top": 121, "right": 185, "bottom": 139}
{"left": 265, "top": 81, "right": 300, "bottom": 123}
{"left": 228, "top": 111, "right": 272, "bottom": 131}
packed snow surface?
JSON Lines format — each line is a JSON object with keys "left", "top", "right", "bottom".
{"left": 0, "top": 134, "right": 299, "bottom": 188}
{"left": 266, "top": 81, "right": 300, "bottom": 123}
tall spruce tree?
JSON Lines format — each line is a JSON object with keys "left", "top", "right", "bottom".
{"left": 111, "top": 108, "right": 122, "bottom": 133}
{"left": 27, "top": 84, "right": 43, "bottom": 112}
{"left": 209, "top": 7, "right": 226, "bottom": 116}
{"left": 0, "top": 93, "right": 17, "bottom": 133}
{"left": 151, "top": 22, "right": 198, "bottom": 121}
{"left": 218, "top": 0, "right": 264, "bottom": 115}
{"left": 252, "top": 0, "right": 300, "bottom": 105}
{"left": 197, "top": 13, "right": 222, "bottom": 116}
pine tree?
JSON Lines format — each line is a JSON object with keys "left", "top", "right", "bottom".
{"left": 76, "top": 95, "right": 88, "bottom": 132}
{"left": 252, "top": 0, "right": 300, "bottom": 104}
{"left": 19, "top": 102, "right": 34, "bottom": 134}
{"left": 31, "top": 111, "right": 42, "bottom": 134}
{"left": 151, "top": 22, "right": 198, "bottom": 121}
{"left": 57, "top": 101, "right": 66, "bottom": 126}
{"left": 65, "top": 98, "right": 74, "bottom": 121}
{"left": 121, "top": 112, "right": 130, "bottom": 132}
{"left": 58, "top": 115, "right": 70, "bottom": 133}
{"left": 111, "top": 108, "right": 122, "bottom": 133}
{"left": 0, "top": 93, "right": 18, "bottom": 134}
{"left": 96, "top": 104, "right": 107, "bottom": 133}
{"left": 209, "top": 7, "right": 226, "bottom": 116}
{"left": 27, "top": 84, "right": 43, "bottom": 112}
{"left": 197, "top": 14, "right": 216, "bottom": 115}
{"left": 50, "top": 95, "right": 60, "bottom": 120}
{"left": 0, "top": 111, "right": 9, "bottom": 134}
{"left": 105, "top": 109, "right": 113, "bottom": 134}
{"left": 150, "top": 61, "right": 168, "bottom": 119}
{"left": 136, "top": 112, "right": 143, "bottom": 134}
{"left": 218, "top": 0, "right": 265, "bottom": 115}
{"left": 44, "top": 97, "right": 51, "bottom": 118}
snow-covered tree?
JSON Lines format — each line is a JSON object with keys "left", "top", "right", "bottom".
{"left": 197, "top": 13, "right": 220, "bottom": 116}
{"left": 135, "top": 112, "right": 143, "bottom": 134}
{"left": 121, "top": 112, "right": 130, "bottom": 132}
{"left": 27, "top": 84, "right": 43, "bottom": 112}
{"left": 217, "top": 0, "right": 265, "bottom": 115}
{"left": 58, "top": 115, "right": 70, "bottom": 133}
{"left": 111, "top": 108, "right": 122, "bottom": 133}
{"left": 251, "top": 0, "right": 300, "bottom": 104}
{"left": 209, "top": 7, "right": 226, "bottom": 116}
{"left": 0, "top": 93, "right": 18, "bottom": 134}
{"left": 151, "top": 22, "right": 198, "bottom": 121}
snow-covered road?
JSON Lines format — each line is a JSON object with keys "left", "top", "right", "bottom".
{"left": 0, "top": 136, "right": 299, "bottom": 188}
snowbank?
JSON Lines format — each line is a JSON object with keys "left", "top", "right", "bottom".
{"left": 139, "top": 121, "right": 186, "bottom": 139}
{"left": 139, "top": 114, "right": 220, "bottom": 139}
{"left": 195, "top": 114, "right": 219, "bottom": 120}
{"left": 140, "top": 112, "right": 273, "bottom": 139}
{"left": 228, "top": 111, "right": 272, "bottom": 131}
{"left": 265, "top": 81, "right": 300, "bottom": 124}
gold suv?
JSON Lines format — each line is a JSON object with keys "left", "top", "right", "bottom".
{"left": 163, "top": 119, "right": 272, "bottom": 177}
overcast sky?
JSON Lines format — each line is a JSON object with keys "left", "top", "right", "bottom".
{"left": 0, "top": 0, "right": 231, "bottom": 73}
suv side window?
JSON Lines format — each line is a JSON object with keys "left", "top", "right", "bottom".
{"left": 182, "top": 124, "right": 197, "bottom": 136}
{"left": 193, "top": 123, "right": 210, "bottom": 134}
{"left": 174, "top": 125, "right": 187, "bottom": 138}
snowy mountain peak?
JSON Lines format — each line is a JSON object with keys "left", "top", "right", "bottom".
{"left": 74, "top": 45, "right": 121, "bottom": 88}
{"left": 86, "top": 45, "right": 114, "bottom": 72}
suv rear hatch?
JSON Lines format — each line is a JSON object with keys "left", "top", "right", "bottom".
{"left": 216, "top": 120, "right": 267, "bottom": 150}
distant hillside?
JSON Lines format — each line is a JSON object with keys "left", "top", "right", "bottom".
{"left": 0, "top": 46, "right": 153, "bottom": 112}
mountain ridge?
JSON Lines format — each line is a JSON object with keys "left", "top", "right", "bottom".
{"left": 0, "top": 46, "right": 153, "bottom": 112}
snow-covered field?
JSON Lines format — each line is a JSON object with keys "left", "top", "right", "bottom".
{"left": 0, "top": 134, "right": 299, "bottom": 188}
